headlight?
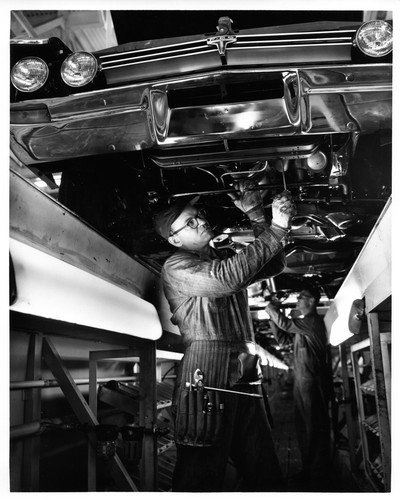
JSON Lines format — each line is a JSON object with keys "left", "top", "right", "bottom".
{"left": 61, "top": 52, "right": 98, "bottom": 87}
{"left": 355, "top": 20, "right": 393, "bottom": 58}
{"left": 11, "top": 57, "right": 49, "bottom": 92}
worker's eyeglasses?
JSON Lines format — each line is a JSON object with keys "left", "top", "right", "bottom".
{"left": 170, "top": 209, "right": 207, "bottom": 236}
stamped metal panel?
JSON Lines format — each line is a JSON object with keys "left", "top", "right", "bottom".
{"left": 299, "top": 65, "right": 392, "bottom": 134}
{"left": 10, "top": 238, "right": 162, "bottom": 340}
{"left": 10, "top": 86, "right": 155, "bottom": 162}
{"left": 9, "top": 168, "right": 180, "bottom": 338}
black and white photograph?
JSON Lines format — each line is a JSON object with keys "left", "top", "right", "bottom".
{"left": 4, "top": 1, "right": 397, "bottom": 495}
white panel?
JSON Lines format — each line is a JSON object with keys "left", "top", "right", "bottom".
{"left": 10, "top": 238, "right": 162, "bottom": 341}
{"left": 325, "top": 198, "right": 391, "bottom": 346}
{"left": 156, "top": 350, "right": 183, "bottom": 361}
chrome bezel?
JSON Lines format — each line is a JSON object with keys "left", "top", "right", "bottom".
{"left": 11, "top": 56, "right": 49, "bottom": 93}
{"left": 355, "top": 20, "right": 393, "bottom": 58}
{"left": 60, "top": 52, "right": 98, "bottom": 88}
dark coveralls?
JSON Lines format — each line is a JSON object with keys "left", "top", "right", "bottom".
{"left": 267, "top": 305, "right": 331, "bottom": 483}
{"left": 161, "top": 221, "right": 287, "bottom": 491}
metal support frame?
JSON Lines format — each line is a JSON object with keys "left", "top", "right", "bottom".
{"left": 42, "top": 336, "right": 138, "bottom": 491}
{"left": 350, "top": 338, "right": 369, "bottom": 476}
{"left": 138, "top": 342, "right": 158, "bottom": 491}
{"left": 22, "top": 332, "right": 42, "bottom": 491}
{"left": 380, "top": 337, "right": 391, "bottom": 426}
{"left": 11, "top": 375, "right": 138, "bottom": 390}
{"left": 351, "top": 327, "right": 391, "bottom": 491}
{"left": 368, "top": 314, "right": 391, "bottom": 491}
{"left": 339, "top": 342, "right": 357, "bottom": 472}
{"left": 89, "top": 344, "right": 158, "bottom": 491}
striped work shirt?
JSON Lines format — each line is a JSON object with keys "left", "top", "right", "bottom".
{"left": 162, "top": 222, "right": 288, "bottom": 391}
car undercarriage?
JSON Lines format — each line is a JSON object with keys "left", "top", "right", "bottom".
{"left": 10, "top": 15, "right": 392, "bottom": 300}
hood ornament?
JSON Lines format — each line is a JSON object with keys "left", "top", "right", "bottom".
{"left": 207, "top": 16, "right": 237, "bottom": 65}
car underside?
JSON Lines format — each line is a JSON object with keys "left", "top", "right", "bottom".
{"left": 10, "top": 15, "right": 392, "bottom": 300}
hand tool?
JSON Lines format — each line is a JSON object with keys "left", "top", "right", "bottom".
{"left": 185, "top": 369, "right": 263, "bottom": 398}
{"left": 282, "top": 169, "right": 287, "bottom": 191}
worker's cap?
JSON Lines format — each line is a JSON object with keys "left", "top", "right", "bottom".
{"left": 153, "top": 196, "right": 199, "bottom": 240}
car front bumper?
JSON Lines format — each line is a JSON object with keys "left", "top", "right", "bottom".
{"left": 10, "top": 64, "right": 392, "bottom": 165}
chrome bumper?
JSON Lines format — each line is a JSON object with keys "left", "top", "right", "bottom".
{"left": 10, "top": 64, "right": 392, "bottom": 164}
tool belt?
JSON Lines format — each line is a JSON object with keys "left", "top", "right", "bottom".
{"left": 175, "top": 387, "right": 224, "bottom": 447}
{"left": 174, "top": 352, "right": 262, "bottom": 446}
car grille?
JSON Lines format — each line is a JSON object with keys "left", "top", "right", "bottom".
{"left": 98, "top": 28, "right": 357, "bottom": 85}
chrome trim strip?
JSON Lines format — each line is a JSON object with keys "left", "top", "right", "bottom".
{"left": 236, "top": 37, "right": 352, "bottom": 44}
{"left": 98, "top": 39, "right": 208, "bottom": 60}
{"left": 100, "top": 44, "right": 211, "bottom": 67}
{"left": 235, "top": 29, "right": 357, "bottom": 38}
{"left": 230, "top": 42, "right": 351, "bottom": 49}
{"left": 303, "top": 84, "right": 392, "bottom": 94}
{"left": 11, "top": 38, "right": 50, "bottom": 45}
{"left": 50, "top": 105, "right": 146, "bottom": 122}
{"left": 102, "top": 49, "right": 214, "bottom": 70}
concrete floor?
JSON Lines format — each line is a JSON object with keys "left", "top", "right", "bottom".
{"left": 270, "top": 388, "right": 368, "bottom": 492}
{"left": 157, "top": 383, "right": 373, "bottom": 492}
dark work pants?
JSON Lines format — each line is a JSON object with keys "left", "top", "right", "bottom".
{"left": 172, "top": 385, "right": 283, "bottom": 492}
{"left": 293, "top": 378, "right": 331, "bottom": 480}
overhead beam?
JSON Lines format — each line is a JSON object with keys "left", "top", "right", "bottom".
{"left": 11, "top": 12, "right": 38, "bottom": 38}
{"left": 34, "top": 16, "right": 65, "bottom": 35}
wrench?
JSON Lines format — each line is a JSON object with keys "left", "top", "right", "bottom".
{"left": 186, "top": 369, "right": 262, "bottom": 399}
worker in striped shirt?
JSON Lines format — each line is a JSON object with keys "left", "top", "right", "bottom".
{"left": 153, "top": 176, "right": 295, "bottom": 492}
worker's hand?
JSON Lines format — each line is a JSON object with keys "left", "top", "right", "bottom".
{"left": 264, "top": 301, "right": 279, "bottom": 313}
{"left": 271, "top": 191, "right": 296, "bottom": 229}
{"left": 264, "top": 291, "right": 284, "bottom": 305}
{"left": 227, "top": 165, "right": 268, "bottom": 214}
{"left": 264, "top": 301, "right": 281, "bottom": 322}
